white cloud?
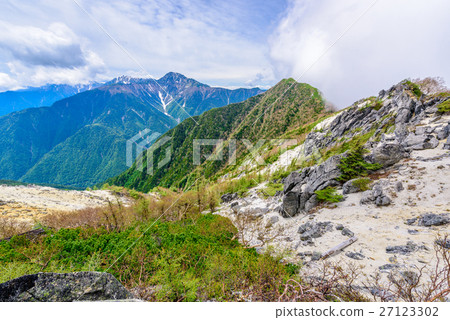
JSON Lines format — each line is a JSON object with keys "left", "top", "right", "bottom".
{"left": 0, "top": 22, "right": 86, "bottom": 68}
{"left": 0, "top": 72, "right": 18, "bottom": 91}
{"left": 0, "top": 21, "right": 106, "bottom": 87}
{"left": 270, "top": 0, "right": 450, "bottom": 108}
{"left": 0, "top": 0, "right": 285, "bottom": 90}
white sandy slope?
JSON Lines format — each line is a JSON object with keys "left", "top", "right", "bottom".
{"left": 216, "top": 122, "right": 450, "bottom": 289}
{"left": 0, "top": 184, "right": 131, "bottom": 221}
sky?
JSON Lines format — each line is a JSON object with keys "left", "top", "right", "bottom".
{"left": 0, "top": 0, "right": 449, "bottom": 108}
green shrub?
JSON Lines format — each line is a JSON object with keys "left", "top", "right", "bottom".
{"left": 314, "top": 187, "right": 343, "bottom": 203}
{"left": 351, "top": 177, "right": 372, "bottom": 191}
{"left": 437, "top": 100, "right": 450, "bottom": 113}
{"left": 337, "top": 147, "right": 382, "bottom": 182}
{"left": 404, "top": 80, "right": 422, "bottom": 98}
{"left": 0, "top": 214, "right": 299, "bottom": 301}
{"left": 128, "top": 189, "right": 142, "bottom": 200}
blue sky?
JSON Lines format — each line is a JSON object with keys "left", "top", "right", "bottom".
{"left": 0, "top": 0, "right": 449, "bottom": 107}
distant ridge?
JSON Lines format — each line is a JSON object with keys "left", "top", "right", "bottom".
{"left": 0, "top": 83, "right": 102, "bottom": 117}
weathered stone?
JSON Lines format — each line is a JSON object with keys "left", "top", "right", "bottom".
{"left": 403, "top": 134, "right": 439, "bottom": 150}
{"left": 443, "top": 136, "right": 450, "bottom": 150}
{"left": 280, "top": 191, "right": 298, "bottom": 218}
{"left": 386, "top": 241, "right": 417, "bottom": 255}
{"left": 341, "top": 227, "right": 354, "bottom": 237}
{"left": 221, "top": 193, "right": 238, "bottom": 203}
{"left": 311, "top": 251, "right": 322, "bottom": 261}
{"left": 345, "top": 252, "right": 365, "bottom": 260}
{"left": 405, "top": 217, "right": 417, "bottom": 225}
{"left": 230, "top": 202, "right": 240, "bottom": 214}
{"left": 297, "top": 221, "right": 333, "bottom": 241}
{"left": 418, "top": 213, "right": 449, "bottom": 227}
{"left": 360, "top": 190, "right": 375, "bottom": 204}
{"left": 372, "top": 142, "right": 408, "bottom": 167}
{"left": 0, "top": 272, "right": 134, "bottom": 302}
{"left": 415, "top": 126, "right": 426, "bottom": 135}
{"left": 379, "top": 264, "right": 399, "bottom": 271}
{"left": 266, "top": 215, "right": 279, "bottom": 227}
{"left": 435, "top": 125, "right": 449, "bottom": 140}
{"left": 375, "top": 195, "right": 391, "bottom": 206}
{"left": 395, "top": 181, "right": 404, "bottom": 192}
{"left": 336, "top": 224, "right": 344, "bottom": 231}
{"left": 400, "top": 271, "right": 419, "bottom": 285}
{"left": 304, "top": 194, "right": 318, "bottom": 212}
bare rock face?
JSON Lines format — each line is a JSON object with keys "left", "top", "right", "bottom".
{"left": 280, "top": 154, "right": 343, "bottom": 217}
{"left": 0, "top": 272, "right": 135, "bottom": 302}
{"left": 371, "top": 142, "right": 409, "bottom": 167}
{"left": 277, "top": 80, "right": 449, "bottom": 217}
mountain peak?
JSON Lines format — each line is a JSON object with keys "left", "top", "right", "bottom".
{"left": 157, "top": 72, "right": 209, "bottom": 88}
{"left": 159, "top": 72, "right": 187, "bottom": 81}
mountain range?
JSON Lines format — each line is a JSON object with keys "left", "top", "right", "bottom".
{"left": 0, "top": 83, "right": 102, "bottom": 117}
{"left": 108, "top": 78, "right": 329, "bottom": 192}
{"left": 0, "top": 72, "right": 264, "bottom": 188}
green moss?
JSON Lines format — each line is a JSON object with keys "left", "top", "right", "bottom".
{"left": 315, "top": 187, "right": 343, "bottom": 203}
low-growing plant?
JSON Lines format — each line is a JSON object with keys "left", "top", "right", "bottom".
{"left": 437, "top": 100, "right": 450, "bottom": 113}
{"left": 351, "top": 177, "right": 372, "bottom": 191}
{"left": 337, "top": 147, "right": 382, "bottom": 182}
{"left": 314, "top": 187, "right": 343, "bottom": 203}
{"left": 403, "top": 80, "right": 422, "bottom": 98}
{"left": 0, "top": 213, "right": 299, "bottom": 301}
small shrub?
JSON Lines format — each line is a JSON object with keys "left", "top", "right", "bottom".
{"left": 128, "top": 189, "right": 142, "bottom": 200}
{"left": 337, "top": 147, "right": 382, "bottom": 182}
{"left": 437, "top": 100, "right": 450, "bottom": 113}
{"left": 403, "top": 80, "right": 422, "bottom": 98}
{"left": 352, "top": 177, "right": 372, "bottom": 191}
{"left": 315, "top": 187, "right": 343, "bottom": 203}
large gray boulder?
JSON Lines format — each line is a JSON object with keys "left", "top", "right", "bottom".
{"left": 0, "top": 272, "right": 135, "bottom": 302}
{"left": 402, "top": 133, "right": 439, "bottom": 150}
{"left": 371, "top": 142, "right": 408, "bottom": 167}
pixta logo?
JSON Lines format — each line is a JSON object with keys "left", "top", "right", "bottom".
{"left": 126, "top": 130, "right": 172, "bottom": 175}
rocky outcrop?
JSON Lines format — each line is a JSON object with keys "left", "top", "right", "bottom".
{"left": 280, "top": 154, "right": 343, "bottom": 217}
{"left": 276, "top": 81, "right": 449, "bottom": 217}
{"left": 0, "top": 272, "right": 135, "bottom": 302}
